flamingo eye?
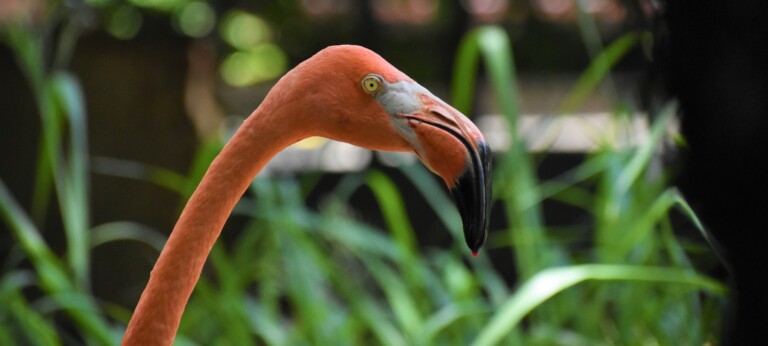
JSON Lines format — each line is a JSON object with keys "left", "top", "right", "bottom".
{"left": 361, "top": 76, "right": 381, "bottom": 94}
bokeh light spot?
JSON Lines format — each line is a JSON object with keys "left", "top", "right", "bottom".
{"left": 220, "top": 10, "right": 271, "bottom": 49}
{"left": 175, "top": 1, "right": 215, "bottom": 38}
{"left": 220, "top": 43, "right": 287, "bottom": 87}
{"left": 107, "top": 5, "right": 142, "bottom": 40}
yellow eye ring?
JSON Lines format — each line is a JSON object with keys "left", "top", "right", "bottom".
{"left": 361, "top": 76, "right": 381, "bottom": 94}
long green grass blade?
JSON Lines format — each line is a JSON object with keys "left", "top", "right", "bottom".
{"left": 472, "top": 264, "right": 725, "bottom": 346}
{"left": 558, "top": 33, "right": 639, "bottom": 113}
{"left": 30, "top": 142, "right": 53, "bottom": 225}
{"left": 365, "top": 170, "right": 425, "bottom": 290}
{"left": 89, "top": 221, "right": 167, "bottom": 252}
{"left": 90, "top": 157, "right": 188, "bottom": 194}
{"left": 420, "top": 301, "right": 487, "bottom": 344}
{"left": 452, "top": 26, "right": 521, "bottom": 124}
{"left": 361, "top": 257, "right": 423, "bottom": 342}
{"left": 0, "top": 293, "right": 62, "bottom": 345}
{"left": 0, "top": 180, "right": 115, "bottom": 345}
{"left": 51, "top": 72, "right": 91, "bottom": 288}
{"left": 5, "top": 24, "right": 93, "bottom": 289}
{"left": 452, "top": 26, "right": 552, "bottom": 280}
{"left": 671, "top": 189, "right": 732, "bottom": 273}
{"left": 615, "top": 103, "right": 674, "bottom": 194}
{"left": 0, "top": 180, "right": 70, "bottom": 293}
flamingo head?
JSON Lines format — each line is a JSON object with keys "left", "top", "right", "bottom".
{"left": 279, "top": 45, "right": 492, "bottom": 254}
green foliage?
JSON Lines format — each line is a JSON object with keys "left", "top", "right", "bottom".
{"left": 1, "top": 12, "right": 724, "bottom": 346}
{"left": 1, "top": 25, "right": 117, "bottom": 345}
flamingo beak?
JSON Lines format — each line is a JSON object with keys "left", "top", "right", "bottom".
{"left": 368, "top": 77, "right": 491, "bottom": 254}
{"left": 404, "top": 96, "right": 492, "bottom": 255}
{"left": 450, "top": 139, "right": 492, "bottom": 255}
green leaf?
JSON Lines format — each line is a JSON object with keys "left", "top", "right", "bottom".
{"left": 472, "top": 264, "right": 725, "bottom": 346}
{"left": 558, "top": 33, "right": 639, "bottom": 113}
{"left": 90, "top": 221, "right": 167, "bottom": 252}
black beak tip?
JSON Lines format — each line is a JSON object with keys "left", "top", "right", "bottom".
{"left": 466, "top": 224, "right": 487, "bottom": 254}
{"left": 449, "top": 140, "right": 492, "bottom": 256}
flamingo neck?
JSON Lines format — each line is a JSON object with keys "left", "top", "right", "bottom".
{"left": 122, "top": 105, "right": 304, "bottom": 345}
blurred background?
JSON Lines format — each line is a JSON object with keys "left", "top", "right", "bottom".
{"left": 0, "top": 0, "right": 732, "bottom": 345}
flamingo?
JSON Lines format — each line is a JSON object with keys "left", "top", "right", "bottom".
{"left": 122, "top": 45, "right": 491, "bottom": 345}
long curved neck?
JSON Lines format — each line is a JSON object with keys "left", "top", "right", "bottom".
{"left": 122, "top": 103, "right": 304, "bottom": 345}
